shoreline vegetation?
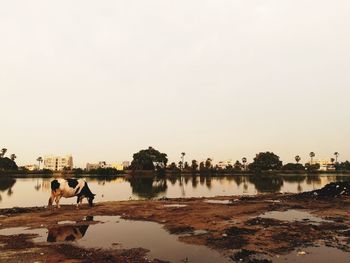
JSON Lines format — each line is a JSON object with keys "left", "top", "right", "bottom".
{"left": 1, "top": 146, "right": 350, "bottom": 177}
{"left": 2, "top": 169, "right": 350, "bottom": 178}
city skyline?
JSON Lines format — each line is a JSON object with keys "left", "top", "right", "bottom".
{"left": 1, "top": 0, "right": 349, "bottom": 167}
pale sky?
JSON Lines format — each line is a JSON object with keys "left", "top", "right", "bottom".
{"left": 1, "top": 0, "right": 349, "bottom": 168}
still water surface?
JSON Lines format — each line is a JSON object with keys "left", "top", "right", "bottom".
{"left": 0, "top": 174, "right": 350, "bottom": 208}
{"left": 0, "top": 216, "right": 229, "bottom": 263}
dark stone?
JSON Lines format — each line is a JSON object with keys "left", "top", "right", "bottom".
{"left": 225, "top": 226, "right": 256, "bottom": 236}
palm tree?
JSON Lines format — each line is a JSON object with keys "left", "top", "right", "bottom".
{"left": 10, "top": 154, "right": 17, "bottom": 161}
{"left": 1, "top": 148, "right": 7, "bottom": 158}
{"left": 334, "top": 152, "right": 339, "bottom": 163}
{"left": 242, "top": 157, "right": 247, "bottom": 171}
{"left": 37, "top": 157, "right": 43, "bottom": 170}
{"left": 180, "top": 152, "right": 186, "bottom": 170}
{"left": 295, "top": 155, "right": 301, "bottom": 164}
{"left": 309, "top": 152, "right": 315, "bottom": 164}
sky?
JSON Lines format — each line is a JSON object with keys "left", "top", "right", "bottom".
{"left": 1, "top": 0, "right": 349, "bottom": 168}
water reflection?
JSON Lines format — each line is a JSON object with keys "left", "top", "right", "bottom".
{"left": 247, "top": 176, "right": 284, "bottom": 193}
{"left": 0, "top": 177, "right": 16, "bottom": 201}
{"left": 127, "top": 177, "right": 167, "bottom": 198}
{"left": 47, "top": 216, "right": 93, "bottom": 242}
{"left": 1, "top": 174, "right": 350, "bottom": 208}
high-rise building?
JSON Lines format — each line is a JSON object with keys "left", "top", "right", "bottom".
{"left": 43, "top": 155, "right": 73, "bottom": 171}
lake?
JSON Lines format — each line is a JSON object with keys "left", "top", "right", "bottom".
{"left": 1, "top": 174, "right": 350, "bottom": 208}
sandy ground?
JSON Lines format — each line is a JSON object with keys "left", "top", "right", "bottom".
{"left": 1, "top": 193, "right": 350, "bottom": 262}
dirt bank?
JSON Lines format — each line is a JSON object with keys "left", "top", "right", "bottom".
{"left": 1, "top": 190, "right": 350, "bottom": 262}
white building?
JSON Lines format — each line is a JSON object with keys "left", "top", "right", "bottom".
{"left": 86, "top": 161, "right": 124, "bottom": 171}
{"left": 86, "top": 161, "right": 106, "bottom": 171}
{"left": 309, "top": 159, "right": 336, "bottom": 171}
{"left": 216, "top": 160, "right": 233, "bottom": 169}
{"left": 122, "top": 161, "right": 130, "bottom": 169}
{"left": 43, "top": 155, "right": 73, "bottom": 171}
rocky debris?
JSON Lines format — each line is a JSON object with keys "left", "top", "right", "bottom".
{"left": 225, "top": 226, "right": 256, "bottom": 236}
{"left": 230, "top": 249, "right": 272, "bottom": 263}
{"left": 207, "top": 234, "right": 247, "bottom": 249}
{"left": 0, "top": 207, "right": 45, "bottom": 215}
{"left": 292, "top": 182, "right": 350, "bottom": 199}
{"left": 167, "top": 225, "right": 194, "bottom": 235}
{"left": 246, "top": 217, "right": 286, "bottom": 227}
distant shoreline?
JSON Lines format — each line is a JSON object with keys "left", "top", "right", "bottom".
{"left": 1, "top": 169, "right": 350, "bottom": 178}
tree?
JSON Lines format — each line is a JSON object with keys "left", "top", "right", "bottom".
{"left": 248, "top": 152, "right": 282, "bottom": 172}
{"left": 0, "top": 148, "right": 7, "bottom": 158}
{"left": 295, "top": 155, "right": 301, "bottom": 164}
{"left": 180, "top": 152, "right": 186, "bottom": 170}
{"left": 0, "top": 157, "right": 18, "bottom": 170}
{"left": 37, "top": 157, "right": 43, "bottom": 170}
{"left": 205, "top": 158, "right": 213, "bottom": 169}
{"left": 305, "top": 162, "right": 320, "bottom": 172}
{"left": 242, "top": 157, "right": 247, "bottom": 171}
{"left": 334, "top": 152, "right": 339, "bottom": 163}
{"left": 199, "top": 161, "right": 205, "bottom": 171}
{"left": 330, "top": 158, "right": 335, "bottom": 164}
{"left": 282, "top": 163, "right": 305, "bottom": 171}
{"left": 309, "top": 152, "right": 315, "bottom": 164}
{"left": 184, "top": 161, "right": 189, "bottom": 170}
{"left": 191, "top": 160, "right": 198, "bottom": 173}
{"left": 130, "top": 147, "right": 168, "bottom": 170}
{"left": 10, "top": 154, "right": 17, "bottom": 161}
{"left": 335, "top": 161, "right": 350, "bottom": 171}
{"left": 168, "top": 162, "right": 178, "bottom": 170}
{"left": 234, "top": 160, "right": 242, "bottom": 171}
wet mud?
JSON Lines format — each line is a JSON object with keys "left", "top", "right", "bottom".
{"left": 1, "top": 183, "right": 350, "bottom": 262}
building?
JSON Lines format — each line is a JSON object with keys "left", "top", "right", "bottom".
{"left": 309, "top": 159, "right": 336, "bottom": 172}
{"left": 122, "top": 161, "right": 130, "bottom": 169}
{"left": 24, "top": 164, "right": 39, "bottom": 171}
{"left": 43, "top": 155, "right": 73, "bottom": 171}
{"left": 86, "top": 161, "right": 124, "bottom": 171}
{"left": 216, "top": 160, "right": 233, "bottom": 169}
{"left": 110, "top": 163, "right": 124, "bottom": 171}
{"left": 86, "top": 161, "right": 106, "bottom": 171}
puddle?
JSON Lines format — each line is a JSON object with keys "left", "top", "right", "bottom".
{"left": 193, "top": 230, "right": 208, "bottom": 235}
{"left": 164, "top": 204, "right": 187, "bottom": 208}
{"left": 272, "top": 246, "right": 350, "bottom": 263}
{"left": 58, "top": 221, "right": 76, "bottom": 225}
{"left": 0, "top": 216, "right": 230, "bottom": 263}
{"left": 204, "top": 200, "right": 233, "bottom": 205}
{"left": 259, "top": 210, "right": 332, "bottom": 224}
{"left": 0, "top": 227, "right": 47, "bottom": 242}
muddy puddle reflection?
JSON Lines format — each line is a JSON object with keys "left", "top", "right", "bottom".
{"left": 272, "top": 246, "right": 350, "bottom": 263}
{"left": 259, "top": 209, "right": 332, "bottom": 224}
{"left": 0, "top": 216, "right": 230, "bottom": 263}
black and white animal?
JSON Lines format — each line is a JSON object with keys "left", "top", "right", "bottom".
{"left": 48, "top": 178, "right": 95, "bottom": 208}
{"left": 47, "top": 224, "right": 90, "bottom": 242}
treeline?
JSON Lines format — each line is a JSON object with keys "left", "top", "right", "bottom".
{"left": 130, "top": 147, "right": 350, "bottom": 174}
{"left": 0, "top": 148, "right": 18, "bottom": 171}
{"left": 66, "top": 167, "right": 123, "bottom": 176}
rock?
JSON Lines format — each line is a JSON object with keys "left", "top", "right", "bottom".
{"left": 292, "top": 182, "right": 350, "bottom": 200}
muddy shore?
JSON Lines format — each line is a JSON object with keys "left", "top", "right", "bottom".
{"left": 1, "top": 192, "right": 350, "bottom": 262}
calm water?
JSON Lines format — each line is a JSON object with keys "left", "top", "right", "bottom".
{"left": 0, "top": 174, "right": 350, "bottom": 208}
{"left": 0, "top": 216, "right": 229, "bottom": 263}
